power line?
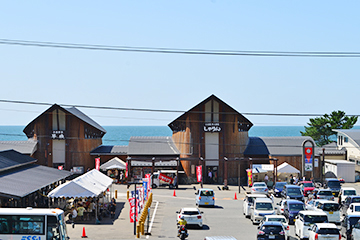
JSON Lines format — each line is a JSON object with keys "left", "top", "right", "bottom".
{"left": 0, "top": 99, "right": 355, "bottom": 117}
{"left": 2, "top": 38, "right": 360, "bottom": 57}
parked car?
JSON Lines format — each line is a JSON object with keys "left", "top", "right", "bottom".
{"left": 195, "top": 188, "right": 215, "bottom": 207}
{"left": 260, "top": 215, "right": 289, "bottom": 236}
{"left": 346, "top": 203, "right": 360, "bottom": 216}
{"left": 273, "top": 182, "right": 287, "bottom": 197}
{"left": 324, "top": 178, "right": 341, "bottom": 197}
{"left": 281, "top": 185, "right": 304, "bottom": 202}
{"left": 176, "top": 207, "right": 203, "bottom": 228}
{"left": 340, "top": 213, "right": 360, "bottom": 240}
{"left": 308, "top": 223, "right": 341, "bottom": 240}
{"left": 276, "top": 200, "right": 287, "bottom": 215}
{"left": 342, "top": 196, "right": 360, "bottom": 216}
{"left": 257, "top": 221, "right": 287, "bottom": 240}
{"left": 312, "top": 189, "right": 335, "bottom": 201}
{"left": 243, "top": 194, "right": 267, "bottom": 218}
{"left": 294, "top": 210, "right": 328, "bottom": 240}
{"left": 305, "top": 199, "right": 322, "bottom": 211}
{"left": 251, "top": 198, "right": 275, "bottom": 224}
{"left": 314, "top": 200, "right": 341, "bottom": 224}
{"left": 339, "top": 187, "right": 357, "bottom": 204}
{"left": 283, "top": 200, "right": 305, "bottom": 224}
{"left": 352, "top": 220, "right": 360, "bottom": 240}
{"left": 298, "top": 181, "right": 315, "bottom": 196}
{"left": 251, "top": 182, "right": 269, "bottom": 194}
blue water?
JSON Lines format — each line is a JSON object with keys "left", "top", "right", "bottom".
{"left": 1, "top": 125, "right": 359, "bottom": 146}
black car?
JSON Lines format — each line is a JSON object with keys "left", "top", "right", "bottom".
{"left": 340, "top": 213, "right": 360, "bottom": 239}
{"left": 281, "top": 185, "right": 304, "bottom": 202}
{"left": 257, "top": 221, "right": 286, "bottom": 240}
{"left": 324, "top": 178, "right": 341, "bottom": 197}
{"left": 342, "top": 196, "right": 360, "bottom": 216}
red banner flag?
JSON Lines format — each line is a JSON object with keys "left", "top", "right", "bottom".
{"left": 196, "top": 165, "right": 202, "bottom": 183}
{"left": 125, "top": 162, "right": 128, "bottom": 178}
{"left": 159, "top": 173, "right": 174, "bottom": 184}
{"left": 95, "top": 157, "right": 100, "bottom": 170}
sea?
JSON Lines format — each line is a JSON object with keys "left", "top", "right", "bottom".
{"left": 2, "top": 125, "right": 360, "bottom": 146}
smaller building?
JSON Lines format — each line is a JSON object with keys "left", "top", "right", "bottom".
{"left": 324, "top": 159, "right": 355, "bottom": 183}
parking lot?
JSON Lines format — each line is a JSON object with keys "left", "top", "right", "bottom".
{"left": 66, "top": 182, "right": 360, "bottom": 240}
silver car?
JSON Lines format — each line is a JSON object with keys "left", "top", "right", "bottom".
{"left": 251, "top": 182, "right": 269, "bottom": 194}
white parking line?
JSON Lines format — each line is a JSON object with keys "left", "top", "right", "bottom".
{"left": 146, "top": 200, "right": 159, "bottom": 239}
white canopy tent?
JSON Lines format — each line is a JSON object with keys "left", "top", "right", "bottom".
{"left": 100, "top": 157, "right": 126, "bottom": 171}
{"left": 277, "top": 162, "right": 300, "bottom": 174}
{"left": 48, "top": 169, "right": 113, "bottom": 198}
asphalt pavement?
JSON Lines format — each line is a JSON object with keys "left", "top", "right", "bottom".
{"left": 66, "top": 182, "right": 360, "bottom": 240}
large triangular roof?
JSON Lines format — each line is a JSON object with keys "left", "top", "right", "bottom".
{"left": 168, "top": 94, "right": 253, "bottom": 131}
{"left": 23, "top": 104, "right": 106, "bottom": 136}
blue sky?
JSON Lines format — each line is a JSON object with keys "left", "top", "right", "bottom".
{"left": 1, "top": 1, "right": 360, "bottom": 126}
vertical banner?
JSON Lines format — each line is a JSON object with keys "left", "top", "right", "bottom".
{"left": 246, "top": 169, "right": 253, "bottom": 187}
{"left": 95, "top": 157, "right": 100, "bottom": 170}
{"left": 196, "top": 165, "right": 202, "bottom": 183}
{"left": 125, "top": 162, "right": 128, "bottom": 178}
{"left": 142, "top": 178, "right": 148, "bottom": 200}
{"left": 128, "top": 197, "right": 138, "bottom": 223}
{"left": 304, "top": 147, "right": 313, "bottom": 172}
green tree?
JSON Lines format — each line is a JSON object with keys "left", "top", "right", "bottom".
{"left": 301, "top": 110, "right": 358, "bottom": 146}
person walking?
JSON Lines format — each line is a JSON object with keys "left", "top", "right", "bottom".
{"left": 110, "top": 198, "right": 116, "bottom": 219}
{"left": 77, "top": 204, "right": 85, "bottom": 221}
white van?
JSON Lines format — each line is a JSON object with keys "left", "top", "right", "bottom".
{"left": 314, "top": 200, "right": 341, "bottom": 224}
{"left": 294, "top": 210, "right": 328, "bottom": 239}
{"left": 243, "top": 194, "right": 267, "bottom": 218}
{"left": 152, "top": 170, "right": 184, "bottom": 188}
{"left": 250, "top": 198, "right": 275, "bottom": 224}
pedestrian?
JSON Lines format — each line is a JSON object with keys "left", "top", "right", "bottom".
{"left": 110, "top": 198, "right": 116, "bottom": 219}
{"left": 290, "top": 174, "right": 294, "bottom": 184}
{"left": 77, "top": 204, "right": 85, "bottom": 221}
{"left": 264, "top": 174, "right": 269, "bottom": 186}
{"left": 208, "top": 170, "right": 213, "bottom": 183}
{"left": 69, "top": 207, "right": 77, "bottom": 222}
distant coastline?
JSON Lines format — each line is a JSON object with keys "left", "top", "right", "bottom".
{"left": 1, "top": 125, "right": 359, "bottom": 146}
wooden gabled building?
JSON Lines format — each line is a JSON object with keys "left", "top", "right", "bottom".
{"left": 23, "top": 104, "right": 106, "bottom": 172}
{"left": 168, "top": 94, "right": 253, "bottom": 184}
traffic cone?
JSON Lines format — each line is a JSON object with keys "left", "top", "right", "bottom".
{"left": 81, "top": 227, "right": 88, "bottom": 238}
{"left": 173, "top": 189, "right": 176, "bottom": 197}
{"left": 234, "top": 192, "right": 238, "bottom": 200}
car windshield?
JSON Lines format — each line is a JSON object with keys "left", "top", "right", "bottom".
{"left": 200, "top": 190, "right": 214, "bottom": 196}
{"left": 260, "top": 225, "right": 283, "bottom": 234}
{"left": 303, "top": 183, "right": 314, "bottom": 187}
{"left": 352, "top": 198, "right": 360, "bottom": 203}
{"left": 287, "top": 188, "right": 301, "bottom": 195}
{"left": 349, "top": 217, "right": 360, "bottom": 226}
{"left": 254, "top": 183, "right": 266, "bottom": 187}
{"left": 322, "top": 203, "right": 339, "bottom": 211}
{"left": 327, "top": 181, "right": 340, "bottom": 188}
{"left": 255, "top": 202, "right": 273, "bottom": 210}
{"left": 182, "top": 211, "right": 199, "bottom": 215}
{"left": 304, "top": 215, "right": 328, "bottom": 224}
{"left": 318, "top": 191, "right": 332, "bottom": 196}
{"left": 317, "top": 228, "right": 339, "bottom": 234}
{"left": 268, "top": 218, "right": 287, "bottom": 223}
{"left": 275, "top": 182, "right": 286, "bottom": 188}
{"left": 289, "top": 204, "right": 305, "bottom": 211}
{"left": 344, "top": 190, "right": 356, "bottom": 195}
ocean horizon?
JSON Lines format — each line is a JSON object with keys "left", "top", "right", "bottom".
{"left": 1, "top": 125, "right": 359, "bottom": 146}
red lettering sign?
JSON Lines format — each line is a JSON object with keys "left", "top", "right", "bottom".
{"left": 58, "top": 166, "right": 63, "bottom": 170}
{"left": 159, "top": 173, "right": 174, "bottom": 184}
{"left": 196, "top": 165, "right": 202, "bottom": 183}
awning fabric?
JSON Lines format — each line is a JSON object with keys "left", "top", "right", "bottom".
{"left": 100, "top": 157, "right": 126, "bottom": 171}
{"left": 48, "top": 169, "right": 113, "bottom": 198}
{"left": 277, "top": 162, "right": 300, "bottom": 174}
